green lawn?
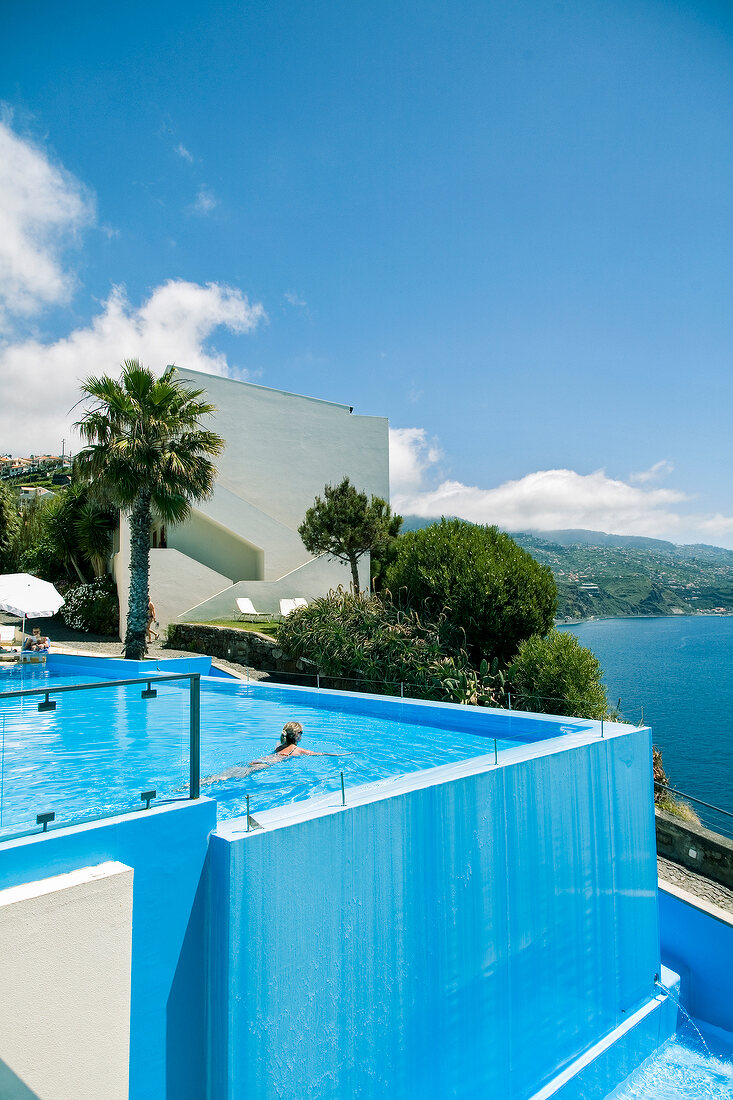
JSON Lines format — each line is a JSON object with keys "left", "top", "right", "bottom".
{"left": 201, "top": 619, "right": 281, "bottom": 637}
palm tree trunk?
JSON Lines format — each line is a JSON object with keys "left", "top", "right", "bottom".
{"left": 125, "top": 491, "right": 151, "bottom": 660}
{"left": 69, "top": 555, "right": 87, "bottom": 584}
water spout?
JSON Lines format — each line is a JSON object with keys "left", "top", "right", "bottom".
{"left": 655, "top": 978, "right": 711, "bottom": 1056}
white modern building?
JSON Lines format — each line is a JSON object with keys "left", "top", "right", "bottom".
{"left": 113, "top": 369, "right": 389, "bottom": 631}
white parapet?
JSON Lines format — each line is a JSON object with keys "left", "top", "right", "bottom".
{"left": 0, "top": 861, "right": 133, "bottom": 1100}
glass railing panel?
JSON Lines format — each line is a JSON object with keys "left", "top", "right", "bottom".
{"left": 0, "top": 672, "right": 195, "bottom": 840}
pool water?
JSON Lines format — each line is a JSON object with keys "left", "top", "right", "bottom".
{"left": 608, "top": 1029, "right": 733, "bottom": 1098}
{"left": 0, "top": 662, "right": 577, "bottom": 836}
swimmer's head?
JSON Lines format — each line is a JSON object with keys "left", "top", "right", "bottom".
{"left": 282, "top": 721, "right": 303, "bottom": 745}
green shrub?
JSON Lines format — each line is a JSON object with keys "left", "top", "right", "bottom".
{"left": 385, "top": 519, "right": 557, "bottom": 665}
{"left": 652, "top": 745, "right": 700, "bottom": 824}
{"left": 655, "top": 793, "right": 701, "bottom": 826}
{"left": 277, "top": 589, "right": 505, "bottom": 704}
{"left": 508, "top": 629, "right": 610, "bottom": 719}
{"left": 60, "top": 576, "right": 119, "bottom": 635}
{"left": 0, "top": 483, "right": 19, "bottom": 573}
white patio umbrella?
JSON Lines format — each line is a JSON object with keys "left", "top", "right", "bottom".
{"left": 0, "top": 573, "right": 65, "bottom": 641}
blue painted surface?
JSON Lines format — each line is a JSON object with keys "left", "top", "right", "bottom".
{"left": 209, "top": 730, "right": 660, "bottom": 1099}
{"left": 46, "top": 652, "right": 212, "bottom": 678}
{"left": 0, "top": 657, "right": 679, "bottom": 1098}
{"left": 659, "top": 886, "right": 733, "bottom": 1035}
{"left": 0, "top": 658, "right": 596, "bottom": 836}
{"left": 552, "top": 967, "right": 679, "bottom": 1100}
{"left": 0, "top": 798, "right": 217, "bottom": 1100}
{"left": 607, "top": 1028, "right": 733, "bottom": 1098}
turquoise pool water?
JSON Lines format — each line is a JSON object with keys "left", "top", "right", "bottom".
{"left": 0, "top": 659, "right": 584, "bottom": 836}
{"left": 608, "top": 1030, "right": 733, "bottom": 1098}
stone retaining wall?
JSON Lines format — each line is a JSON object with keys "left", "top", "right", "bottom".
{"left": 655, "top": 807, "right": 733, "bottom": 889}
{"left": 166, "top": 623, "right": 316, "bottom": 681}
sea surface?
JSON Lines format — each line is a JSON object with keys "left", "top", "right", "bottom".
{"left": 562, "top": 616, "right": 733, "bottom": 828}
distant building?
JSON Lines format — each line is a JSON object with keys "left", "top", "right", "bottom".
{"left": 113, "top": 369, "right": 390, "bottom": 633}
{"left": 19, "top": 486, "right": 55, "bottom": 510}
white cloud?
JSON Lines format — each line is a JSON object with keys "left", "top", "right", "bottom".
{"left": 284, "top": 290, "right": 307, "bottom": 308}
{"left": 389, "top": 428, "right": 443, "bottom": 495}
{"left": 194, "top": 186, "right": 217, "bottom": 214}
{"left": 0, "top": 116, "right": 95, "bottom": 323}
{"left": 630, "top": 459, "right": 674, "bottom": 484}
{"left": 175, "top": 143, "right": 194, "bottom": 164}
{"left": 389, "top": 426, "right": 733, "bottom": 546}
{"left": 695, "top": 514, "right": 733, "bottom": 540}
{"left": 0, "top": 281, "right": 266, "bottom": 455}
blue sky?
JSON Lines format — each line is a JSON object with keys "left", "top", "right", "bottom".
{"left": 2, "top": 0, "right": 733, "bottom": 545}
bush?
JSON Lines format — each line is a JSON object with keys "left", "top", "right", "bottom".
{"left": 0, "top": 483, "right": 19, "bottom": 573}
{"left": 276, "top": 589, "right": 506, "bottom": 705}
{"left": 508, "top": 629, "right": 610, "bottom": 719}
{"left": 385, "top": 519, "right": 557, "bottom": 665}
{"left": 60, "top": 576, "right": 119, "bottom": 635}
{"left": 652, "top": 745, "right": 700, "bottom": 824}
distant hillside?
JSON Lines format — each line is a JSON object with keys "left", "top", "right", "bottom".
{"left": 398, "top": 517, "right": 733, "bottom": 620}
{"left": 518, "top": 528, "right": 674, "bottom": 550}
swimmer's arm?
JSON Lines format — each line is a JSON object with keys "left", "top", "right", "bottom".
{"left": 300, "top": 749, "right": 353, "bottom": 756}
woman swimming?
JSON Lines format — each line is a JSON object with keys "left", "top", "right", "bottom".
{"left": 201, "top": 722, "right": 342, "bottom": 785}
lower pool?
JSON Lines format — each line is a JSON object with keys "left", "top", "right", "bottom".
{"left": 608, "top": 1027, "right": 733, "bottom": 1098}
{"left": 0, "top": 658, "right": 590, "bottom": 836}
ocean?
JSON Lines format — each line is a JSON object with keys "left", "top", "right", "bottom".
{"left": 561, "top": 616, "right": 733, "bottom": 830}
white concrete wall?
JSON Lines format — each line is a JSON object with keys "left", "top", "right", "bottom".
{"left": 113, "top": 370, "right": 389, "bottom": 635}
{"left": 178, "top": 369, "right": 389, "bottom": 531}
{"left": 148, "top": 548, "right": 233, "bottom": 628}
{"left": 186, "top": 483, "right": 305, "bottom": 581}
{"left": 179, "top": 553, "right": 370, "bottom": 621}
{"left": 0, "top": 861, "right": 133, "bottom": 1100}
{"left": 168, "top": 508, "right": 263, "bottom": 581}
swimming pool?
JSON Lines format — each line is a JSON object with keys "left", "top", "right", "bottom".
{"left": 0, "top": 654, "right": 676, "bottom": 1100}
{"left": 608, "top": 1028, "right": 733, "bottom": 1098}
{"left": 0, "top": 656, "right": 592, "bottom": 836}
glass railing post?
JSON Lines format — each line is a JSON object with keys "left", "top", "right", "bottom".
{"left": 189, "top": 674, "right": 201, "bottom": 799}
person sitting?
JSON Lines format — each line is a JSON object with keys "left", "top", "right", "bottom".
{"left": 23, "top": 627, "right": 50, "bottom": 652}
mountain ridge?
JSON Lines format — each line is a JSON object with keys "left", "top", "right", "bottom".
{"left": 397, "top": 517, "right": 733, "bottom": 619}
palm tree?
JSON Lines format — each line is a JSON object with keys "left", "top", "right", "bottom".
{"left": 47, "top": 483, "right": 116, "bottom": 583}
{"left": 75, "top": 360, "right": 224, "bottom": 660}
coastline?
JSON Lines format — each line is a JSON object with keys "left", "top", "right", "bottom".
{"left": 556, "top": 611, "right": 733, "bottom": 627}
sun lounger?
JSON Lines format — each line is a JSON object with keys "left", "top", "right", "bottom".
{"left": 0, "top": 625, "right": 17, "bottom": 647}
{"left": 235, "top": 598, "right": 270, "bottom": 622}
{"left": 279, "top": 598, "right": 308, "bottom": 618}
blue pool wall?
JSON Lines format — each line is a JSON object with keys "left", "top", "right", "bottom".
{"left": 46, "top": 652, "right": 213, "bottom": 678}
{"left": 658, "top": 883, "right": 733, "bottom": 1035}
{"left": 208, "top": 727, "right": 661, "bottom": 1100}
{"left": 544, "top": 965, "right": 679, "bottom": 1100}
{"left": 0, "top": 798, "right": 217, "bottom": 1100}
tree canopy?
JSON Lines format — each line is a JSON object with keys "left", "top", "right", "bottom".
{"left": 385, "top": 518, "right": 557, "bottom": 665}
{"left": 74, "top": 360, "right": 224, "bottom": 659}
{"left": 0, "top": 482, "right": 20, "bottom": 574}
{"left": 277, "top": 589, "right": 504, "bottom": 704}
{"left": 13, "top": 484, "right": 115, "bottom": 586}
{"left": 509, "top": 629, "right": 610, "bottom": 719}
{"left": 298, "top": 477, "right": 400, "bottom": 595}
